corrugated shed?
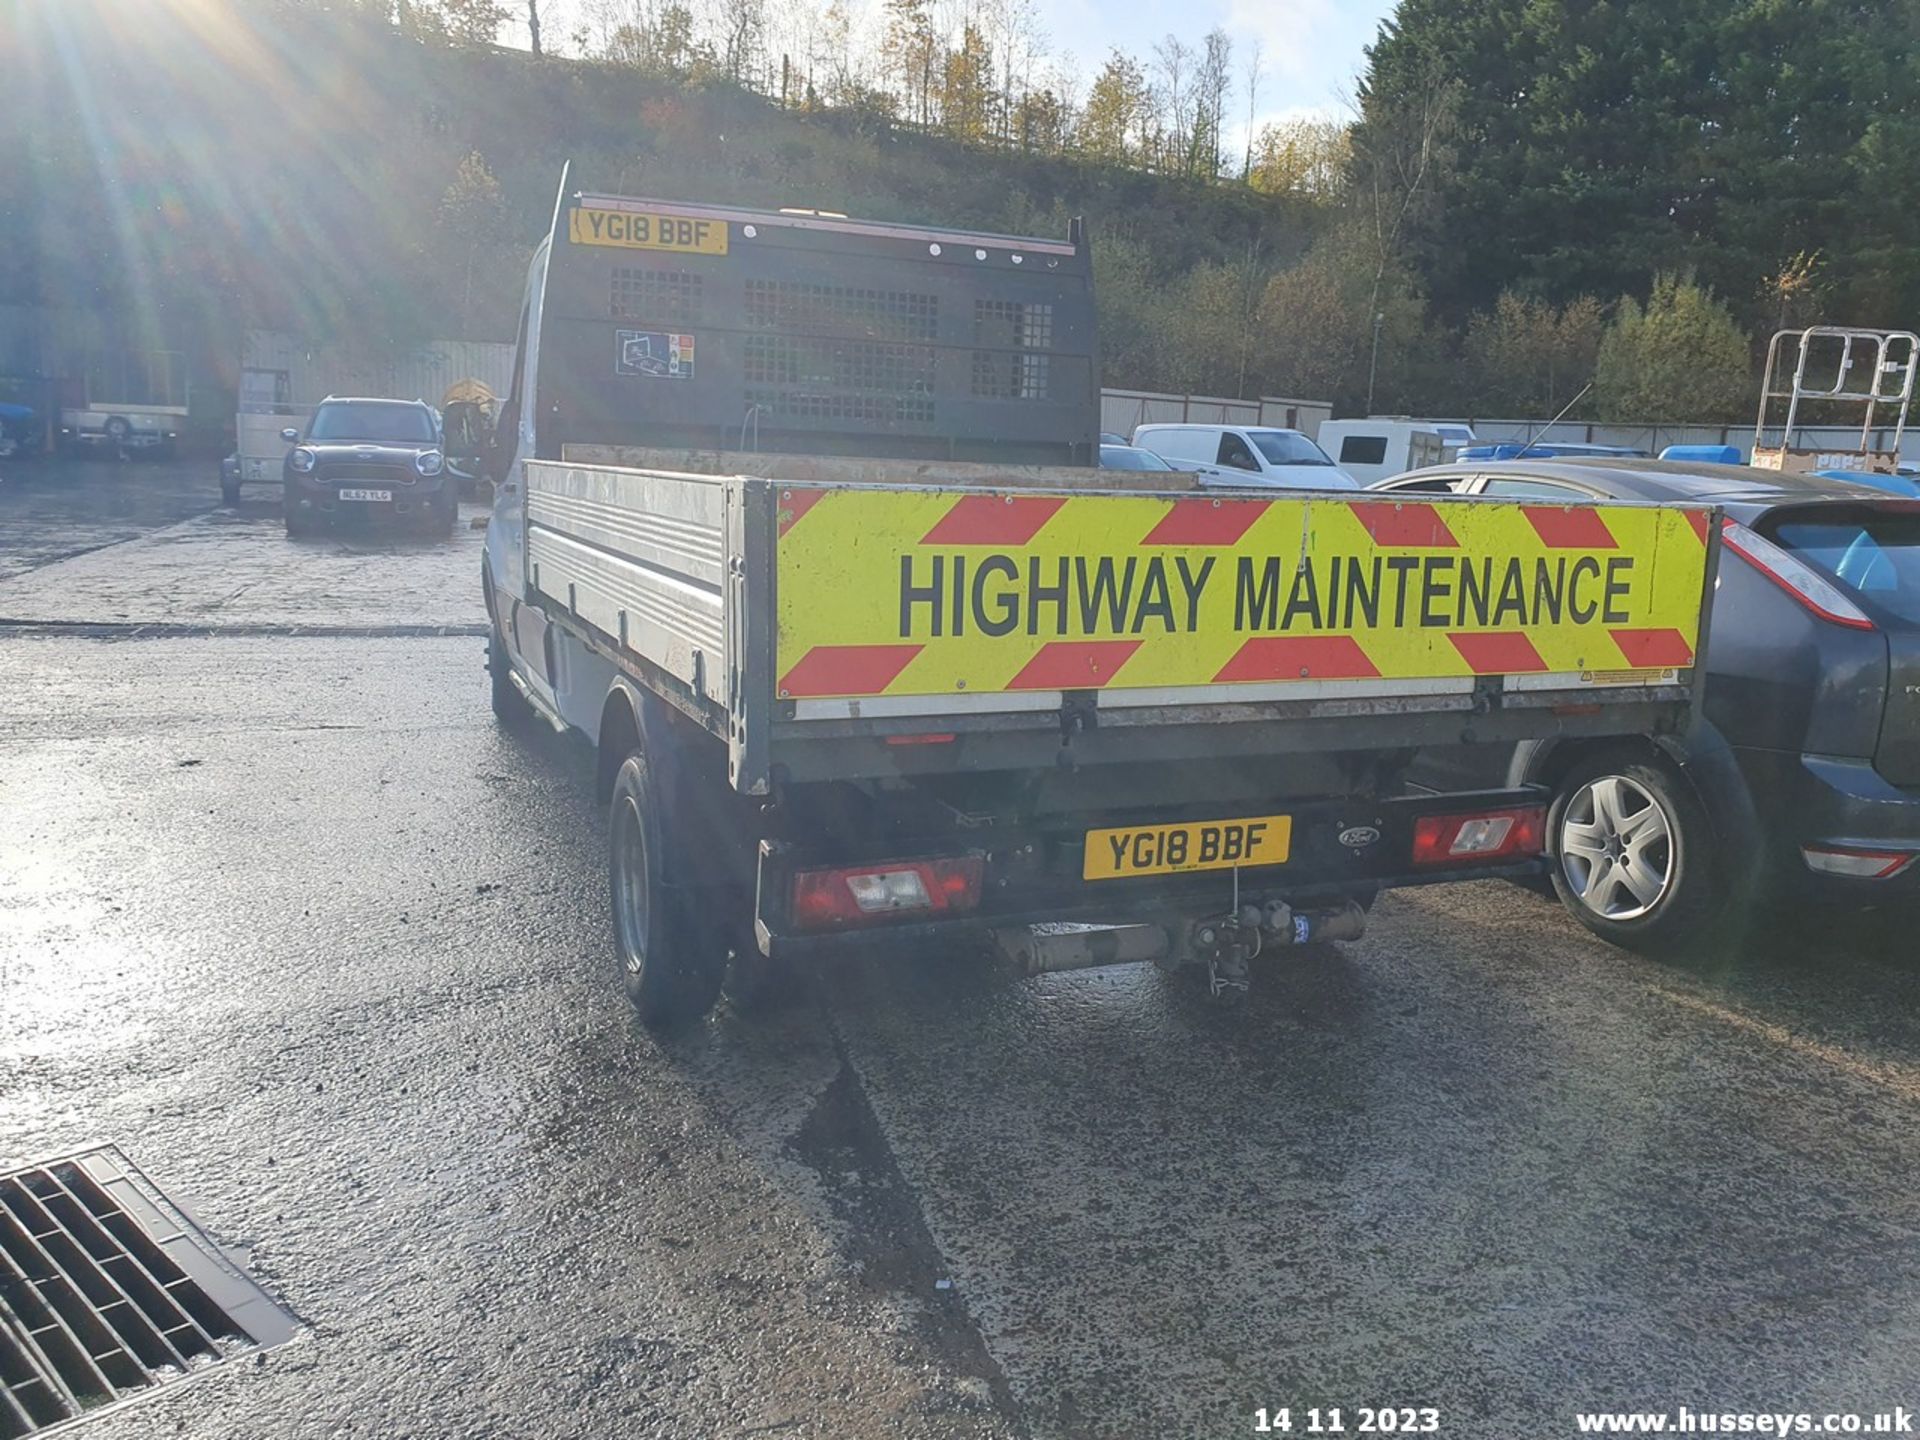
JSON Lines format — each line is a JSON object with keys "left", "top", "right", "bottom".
{"left": 242, "top": 331, "right": 515, "bottom": 410}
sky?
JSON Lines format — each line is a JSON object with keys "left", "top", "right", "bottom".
{"left": 511, "top": 0, "right": 1398, "bottom": 139}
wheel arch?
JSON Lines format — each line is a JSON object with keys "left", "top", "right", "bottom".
{"left": 1512, "top": 722, "right": 1756, "bottom": 859}
{"left": 597, "top": 677, "right": 675, "bottom": 801}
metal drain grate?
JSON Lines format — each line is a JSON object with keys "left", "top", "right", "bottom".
{"left": 0, "top": 1147, "right": 296, "bottom": 1437}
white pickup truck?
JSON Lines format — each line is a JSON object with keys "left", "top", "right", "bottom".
{"left": 480, "top": 179, "right": 1721, "bottom": 1028}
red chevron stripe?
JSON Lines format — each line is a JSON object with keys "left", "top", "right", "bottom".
{"left": 1685, "top": 509, "right": 1711, "bottom": 545}
{"left": 1449, "top": 631, "right": 1549, "bottom": 674}
{"left": 1141, "top": 498, "right": 1269, "bottom": 546}
{"left": 1349, "top": 501, "right": 1458, "bottom": 548}
{"left": 1007, "top": 640, "right": 1143, "bottom": 690}
{"left": 779, "top": 644, "right": 923, "bottom": 698}
{"left": 1523, "top": 505, "right": 1617, "bottom": 549}
{"left": 1214, "top": 636, "right": 1383, "bottom": 683}
{"left": 921, "top": 494, "right": 1066, "bottom": 546}
{"left": 776, "top": 487, "right": 826, "bottom": 538}
{"left": 1610, "top": 627, "right": 1694, "bottom": 667}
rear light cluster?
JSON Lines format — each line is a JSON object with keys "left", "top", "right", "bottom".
{"left": 791, "top": 854, "right": 985, "bottom": 930}
{"left": 1720, "top": 519, "right": 1875, "bottom": 631}
{"left": 1412, "top": 805, "right": 1547, "bottom": 867}
{"left": 1801, "top": 844, "right": 1918, "bottom": 880}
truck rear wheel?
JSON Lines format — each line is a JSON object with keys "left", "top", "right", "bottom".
{"left": 609, "top": 753, "right": 724, "bottom": 1029}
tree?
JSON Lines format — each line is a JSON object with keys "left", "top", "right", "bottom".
{"left": 1191, "top": 28, "right": 1232, "bottom": 180}
{"left": 1239, "top": 38, "right": 1262, "bottom": 181}
{"left": 813, "top": 0, "right": 858, "bottom": 106}
{"left": 716, "top": 0, "right": 765, "bottom": 87}
{"left": 1593, "top": 273, "right": 1752, "bottom": 421}
{"left": 1248, "top": 117, "right": 1350, "bottom": 202}
{"left": 1759, "top": 251, "right": 1826, "bottom": 334}
{"left": 434, "top": 151, "right": 512, "bottom": 336}
{"left": 1356, "top": 0, "right": 1920, "bottom": 325}
{"left": 1460, "top": 292, "right": 1605, "bottom": 416}
{"left": 1349, "top": 66, "right": 1457, "bottom": 383}
{"left": 1149, "top": 35, "right": 1194, "bottom": 175}
{"left": 1079, "top": 50, "right": 1148, "bottom": 164}
{"left": 941, "top": 23, "right": 995, "bottom": 142}
{"left": 881, "top": 0, "right": 938, "bottom": 126}
{"left": 436, "top": 0, "right": 506, "bottom": 46}
{"left": 526, "top": 0, "right": 540, "bottom": 54}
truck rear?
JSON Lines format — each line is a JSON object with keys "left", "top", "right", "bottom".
{"left": 483, "top": 180, "right": 1720, "bottom": 1025}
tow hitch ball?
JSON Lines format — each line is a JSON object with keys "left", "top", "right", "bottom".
{"left": 1180, "top": 899, "right": 1369, "bottom": 1000}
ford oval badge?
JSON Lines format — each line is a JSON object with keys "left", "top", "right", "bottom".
{"left": 1338, "top": 825, "right": 1381, "bottom": 850}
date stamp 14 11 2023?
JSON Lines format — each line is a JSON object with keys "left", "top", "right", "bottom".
{"left": 1255, "top": 1407, "right": 1442, "bottom": 1435}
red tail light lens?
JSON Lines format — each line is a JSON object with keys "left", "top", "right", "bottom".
{"left": 1720, "top": 519, "right": 1875, "bottom": 631}
{"left": 791, "top": 855, "right": 985, "bottom": 930}
{"left": 1412, "top": 806, "right": 1547, "bottom": 867}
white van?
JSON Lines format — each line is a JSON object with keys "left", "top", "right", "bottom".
{"left": 1132, "top": 423, "right": 1359, "bottom": 490}
{"left": 1316, "top": 419, "right": 1448, "bottom": 486}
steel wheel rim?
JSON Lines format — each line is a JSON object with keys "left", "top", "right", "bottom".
{"left": 1559, "top": 774, "right": 1675, "bottom": 922}
{"left": 612, "top": 793, "right": 650, "bottom": 974}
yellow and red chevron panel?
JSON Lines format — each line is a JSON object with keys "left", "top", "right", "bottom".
{"left": 774, "top": 487, "right": 1712, "bottom": 701}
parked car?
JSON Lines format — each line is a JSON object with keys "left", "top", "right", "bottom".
{"left": 1810, "top": 468, "right": 1920, "bottom": 499}
{"left": 0, "top": 401, "right": 37, "bottom": 459}
{"left": 1373, "top": 457, "right": 1920, "bottom": 952}
{"left": 1317, "top": 419, "right": 1448, "bottom": 485}
{"left": 1132, "top": 423, "right": 1359, "bottom": 489}
{"left": 281, "top": 397, "right": 454, "bottom": 538}
{"left": 1457, "top": 441, "right": 1648, "bottom": 461}
{"left": 1097, "top": 443, "right": 1178, "bottom": 472}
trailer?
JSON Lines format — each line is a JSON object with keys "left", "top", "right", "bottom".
{"left": 481, "top": 180, "right": 1721, "bottom": 1027}
{"left": 57, "top": 348, "right": 190, "bottom": 454}
{"left": 1753, "top": 326, "right": 1917, "bottom": 475}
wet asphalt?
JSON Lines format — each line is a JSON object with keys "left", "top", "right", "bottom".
{"left": 6, "top": 459, "right": 1920, "bottom": 1439}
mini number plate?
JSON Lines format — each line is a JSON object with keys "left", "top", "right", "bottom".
{"left": 338, "top": 487, "right": 393, "bottom": 502}
{"left": 1083, "top": 814, "right": 1292, "bottom": 881}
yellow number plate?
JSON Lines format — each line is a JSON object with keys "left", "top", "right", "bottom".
{"left": 568, "top": 207, "right": 729, "bottom": 255}
{"left": 1082, "top": 814, "right": 1292, "bottom": 881}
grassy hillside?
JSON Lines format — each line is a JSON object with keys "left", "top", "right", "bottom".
{"left": 7, "top": 0, "right": 1328, "bottom": 410}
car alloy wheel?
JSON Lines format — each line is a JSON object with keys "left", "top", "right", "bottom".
{"left": 1557, "top": 773, "right": 1675, "bottom": 921}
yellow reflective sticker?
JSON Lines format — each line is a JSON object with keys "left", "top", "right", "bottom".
{"left": 775, "top": 490, "right": 1712, "bottom": 700}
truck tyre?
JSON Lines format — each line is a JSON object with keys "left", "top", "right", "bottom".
{"left": 104, "top": 416, "right": 130, "bottom": 446}
{"left": 609, "top": 753, "right": 725, "bottom": 1029}
{"left": 1548, "top": 749, "right": 1724, "bottom": 958}
{"left": 486, "top": 624, "right": 530, "bottom": 722}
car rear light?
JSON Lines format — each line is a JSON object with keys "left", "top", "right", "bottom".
{"left": 1801, "top": 844, "right": 1918, "bottom": 879}
{"left": 1412, "top": 805, "right": 1547, "bottom": 867}
{"left": 790, "top": 854, "right": 985, "bottom": 930}
{"left": 1720, "top": 518, "right": 1875, "bottom": 631}
{"left": 883, "top": 732, "right": 957, "bottom": 746}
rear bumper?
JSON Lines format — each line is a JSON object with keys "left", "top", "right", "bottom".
{"left": 1737, "top": 749, "right": 1920, "bottom": 899}
{"left": 753, "top": 787, "right": 1548, "bottom": 959}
